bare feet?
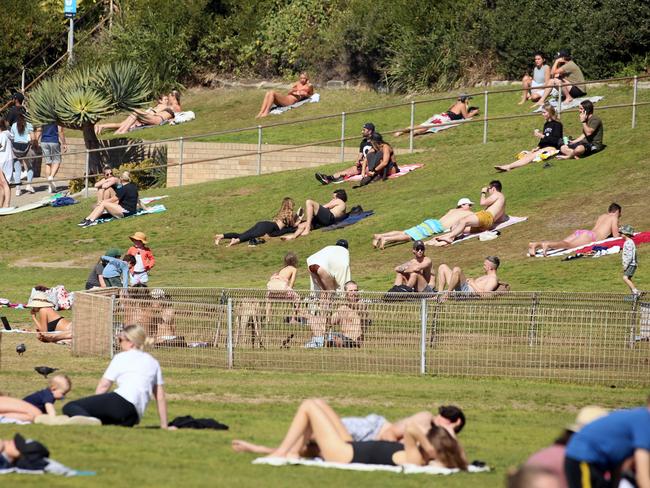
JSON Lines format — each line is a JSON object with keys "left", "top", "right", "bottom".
{"left": 301, "top": 229, "right": 310, "bottom": 237}
{"left": 232, "top": 439, "right": 272, "bottom": 454}
{"left": 377, "top": 237, "right": 386, "bottom": 250}
{"left": 37, "top": 332, "right": 59, "bottom": 343}
{"left": 372, "top": 235, "right": 380, "bottom": 249}
{"left": 517, "top": 99, "right": 526, "bottom": 105}
{"left": 214, "top": 234, "right": 223, "bottom": 246}
{"left": 541, "top": 243, "right": 550, "bottom": 257}
{"left": 227, "top": 238, "right": 240, "bottom": 247}
{"left": 494, "top": 165, "right": 510, "bottom": 172}
{"left": 435, "top": 236, "right": 453, "bottom": 245}
{"left": 393, "top": 131, "right": 404, "bottom": 137}
{"left": 527, "top": 242, "right": 538, "bottom": 257}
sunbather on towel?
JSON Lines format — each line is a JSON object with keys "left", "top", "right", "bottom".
{"left": 256, "top": 72, "right": 314, "bottom": 118}
{"left": 528, "top": 203, "right": 621, "bottom": 257}
{"left": 393, "top": 94, "right": 479, "bottom": 137}
{"left": 355, "top": 133, "right": 399, "bottom": 186}
{"left": 437, "top": 256, "right": 500, "bottom": 297}
{"left": 372, "top": 197, "right": 475, "bottom": 249}
{"left": 282, "top": 190, "right": 347, "bottom": 240}
{"left": 495, "top": 104, "right": 563, "bottom": 172}
{"left": 96, "top": 90, "right": 181, "bottom": 135}
{"left": 432, "top": 181, "right": 506, "bottom": 246}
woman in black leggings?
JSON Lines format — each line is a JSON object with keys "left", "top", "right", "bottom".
{"left": 214, "top": 197, "right": 298, "bottom": 247}
{"left": 62, "top": 325, "right": 168, "bottom": 428}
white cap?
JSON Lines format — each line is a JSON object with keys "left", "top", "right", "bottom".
{"left": 457, "top": 197, "right": 474, "bottom": 207}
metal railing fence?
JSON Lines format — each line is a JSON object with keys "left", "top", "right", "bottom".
{"left": 72, "top": 288, "right": 650, "bottom": 385}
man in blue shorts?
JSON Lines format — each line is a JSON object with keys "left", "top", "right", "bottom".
{"left": 564, "top": 397, "right": 650, "bottom": 488}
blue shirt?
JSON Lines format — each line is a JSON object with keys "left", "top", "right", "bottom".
{"left": 101, "top": 256, "right": 129, "bottom": 288}
{"left": 23, "top": 388, "right": 56, "bottom": 413}
{"left": 40, "top": 123, "right": 59, "bottom": 143}
{"left": 10, "top": 121, "right": 33, "bottom": 143}
{"left": 566, "top": 407, "right": 650, "bottom": 467}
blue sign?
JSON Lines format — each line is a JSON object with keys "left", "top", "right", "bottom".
{"left": 64, "top": 0, "right": 77, "bottom": 18}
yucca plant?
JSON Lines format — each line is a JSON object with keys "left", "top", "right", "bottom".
{"left": 29, "top": 61, "right": 151, "bottom": 174}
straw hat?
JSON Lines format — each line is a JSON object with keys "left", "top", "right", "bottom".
{"left": 566, "top": 406, "right": 608, "bottom": 432}
{"left": 129, "top": 232, "right": 148, "bottom": 244}
{"left": 26, "top": 291, "right": 54, "bottom": 309}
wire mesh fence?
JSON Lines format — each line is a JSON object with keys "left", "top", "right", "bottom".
{"left": 71, "top": 288, "right": 650, "bottom": 385}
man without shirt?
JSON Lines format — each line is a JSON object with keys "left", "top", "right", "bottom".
{"left": 315, "top": 123, "right": 375, "bottom": 185}
{"left": 528, "top": 203, "right": 621, "bottom": 257}
{"left": 282, "top": 189, "right": 348, "bottom": 240}
{"left": 372, "top": 197, "right": 475, "bottom": 249}
{"left": 393, "top": 240, "right": 434, "bottom": 292}
{"left": 437, "top": 256, "right": 500, "bottom": 295}
{"left": 326, "top": 280, "right": 367, "bottom": 348}
{"left": 433, "top": 181, "right": 506, "bottom": 246}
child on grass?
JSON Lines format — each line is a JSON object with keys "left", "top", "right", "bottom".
{"left": 620, "top": 225, "right": 639, "bottom": 295}
{"left": 127, "top": 231, "right": 155, "bottom": 287}
{"left": 22, "top": 374, "right": 71, "bottom": 416}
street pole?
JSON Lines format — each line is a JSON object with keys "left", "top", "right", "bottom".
{"left": 67, "top": 17, "right": 75, "bottom": 65}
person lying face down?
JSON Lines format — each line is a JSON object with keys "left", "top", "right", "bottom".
{"left": 0, "top": 434, "right": 50, "bottom": 471}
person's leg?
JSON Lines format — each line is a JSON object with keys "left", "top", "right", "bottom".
{"left": 495, "top": 149, "right": 540, "bottom": 172}
{"left": 519, "top": 75, "right": 532, "bottom": 104}
{"left": 373, "top": 231, "right": 411, "bottom": 249}
{"left": 623, "top": 274, "right": 636, "bottom": 293}
{"left": 282, "top": 221, "right": 309, "bottom": 241}
{"left": 447, "top": 267, "right": 467, "bottom": 292}
{"left": 436, "top": 264, "right": 453, "bottom": 291}
{"left": 436, "top": 214, "right": 480, "bottom": 244}
{"left": 257, "top": 91, "right": 275, "bottom": 117}
{"left": 237, "top": 221, "right": 277, "bottom": 243}
{"left": 86, "top": 201, "right": 125, "bottom": 221}
{"left": 232, "top": 440, "right": 275, "bottom": 454}
{"left": 315, "top": 267, "right": 337, "bottom": 290}
{"left": 559, "top": 80, "right": 573, "bottom": 103}
{"left": 302, "top": 199, "right": 321, "bottom": 236}
{"left": 63, "top": 392, "right": 138, "bottom": 426}
{"left": 0, "top": 396, "right": 42, "bottom": 422}
{"left": 407, "top": 273, "right": 427, "bottom": 291}
{"left": 539, "top": 231, "right": 592, "bottom": 256}
{"left": 311, "top": 399, "right": 353, "bottom": 441}
{"left": 115, "top": 113, "right": 140, "bottom": 134}
{"left": 0, "top": 172, "right": 10, "bottom": 207}
{"left": 394, "top": 271, "right": 407, "bottom": 286}
{"left": 38, "top": 331, "right": 72, "bottom": 342}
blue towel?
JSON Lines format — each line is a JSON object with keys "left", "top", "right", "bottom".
{"left": 321, "top": 211, "right": 374, "bottom": 231}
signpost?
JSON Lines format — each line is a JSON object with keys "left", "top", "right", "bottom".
{"left": 64, "top": 0, "right": 77, "bottom": 64}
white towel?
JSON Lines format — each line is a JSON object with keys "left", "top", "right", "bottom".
{"left": 270, "top": 94, "right": 320, "bottom": 115}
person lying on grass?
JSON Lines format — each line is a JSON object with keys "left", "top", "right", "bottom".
{"left": 0, "top": 434, "right": 50, "bottom": 471}
{"left": 27, "top": 291, "right": 72, "bottom": 343}
{"left": 528, "top": 203, "right": 621, "bottom": 257}
{"left": 233, "top": 403, "right": 466, "bottom": 454}
{"left": 256, "top": 72, "right": 314, "bottom": 118}
{"left": 236, "top": 398, "right": 467, "bottom": 468}
{"left": 282, "top": 190, "right": 347, "bottom": 241}
{"left": 393, "top": 94, "right": 479, "bottom": 137}
{"left": 23, "top": 374, "right": 72, "bottom": 417}
{"left": 372, "top": 197, "right": 475, "bottom": 249}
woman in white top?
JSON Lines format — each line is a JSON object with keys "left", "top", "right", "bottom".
{"left": 62, "top": 325, "right": 168, "bottom": 428}
{"left": 519, "top": 51, "right": 551, "bottom": 106}
{"left": 0, "top": 119, "right": 13, "bottom": 208}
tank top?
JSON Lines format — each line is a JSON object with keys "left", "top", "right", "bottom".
{"left": 533, "top": 65, "right": 548, "bottom": 85}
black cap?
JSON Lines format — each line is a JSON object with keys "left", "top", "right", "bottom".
{"left": 370, "top": 132, "right": 383, "bottom": 143}
{"left": 12, "top": 92, "right": 24, "bottom": 103}
{"left": 413, "top": 240, "right": 425, "bottom": 251}
{"left": 363, "top": 122, "right": 375, "bottom": 131}
{"left": 556, "top": 49, "right": 570, "bottom": 59}
{"left": 336, "top": 239, "right": 349, "bottom": 249}
{"left": 14, "top": 433, "right": 50, "bottom": 471}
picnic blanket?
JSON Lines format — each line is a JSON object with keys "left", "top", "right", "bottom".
{"left": 533, "top": 96, "right": 603, "bottom": 113}
{"left": 533, "top": 231, "right": 650, "bottom": 257}
{"left": 270, "top": 93, "right": 320, "bottom": 115}
{"left": 321, "top": 210, "right": 374, "bottom": 231}
{"left": 420, "top": 113, "right": 471, "bottom": 134}
{"left": 452, "top": 215, "right": 528, "bottom": 245}
{"left": 252, "top": 457, "right": 490, "bottom": 475}
{"left": 84, "top": 204, "right": 166, "bottom": 228}
{"left": 129, "top": 112, "right": 196, "bottom": 131}
{"left": 337, "top": 164, "right": 424, "bottom": 183}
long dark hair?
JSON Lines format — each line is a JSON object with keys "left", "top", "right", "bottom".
{"left": 0, "top": 119, "right": 7, "bottom": 131}
{"left": 427, "top": 425, "right": 468, "bottom": 470}
{"left": 16, "top": 111, "right": 26, "bottom": 135}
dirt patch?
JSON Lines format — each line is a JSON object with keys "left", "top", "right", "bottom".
{"left": 166, "top": 392, "right": 395, "bottom": 408}
{"left": 12, "top": 253, "right": 99, "bottom": 269}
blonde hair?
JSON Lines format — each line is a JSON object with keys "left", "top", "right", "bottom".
{"left": 49, "top": 374, "right": 72, "bottom": 392}
{"left": 542, "top": 103, "right": 557, "bottom": 120}
{"left": 274, "top": 197, "right": 296, "bottom": 226}
{"left": 121, "top": 171, "right": 131, "bottom": 182}
{"left": 122, "top": 324, "right": 154, "bottom": 348}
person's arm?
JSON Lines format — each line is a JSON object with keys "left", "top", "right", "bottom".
{"left": 543, "top": 65, "right": 551, "bottom": 84}
{"left": 288, "top": 267, "right": 296, "bottom": 289}
{"left": 119, "top": 262, "right": 129, "bottom": 289}
{"left": 153, "top": 384, "right": 168, "bottom": 429}
{"left": 35, "top": 127, "right": 42, "bottom": 144}
{"left": 142, "top": 250, "right": 155, "bottom": 270}
{"left": 581, "top": 114, "right": 597, "bottom": 137}
{"left": 551, "top": 58, "right": 564, "bottom": 77}
{"left": 402, "top": 422, "right": 434, "bottom": 464}
{"left": 98, "top": 274, "right": 107, "bottom": 287}
{"left": 95, "top": 377, "right": 113, "bottom": 394}
{"left": 611, "top": 219, "right": 621, "bottom": 238}
{"left": 58, "top": 126, "right": 67, "bottom": 152}
{"left": 479, "top": 188, "right": 499, "bottom": 206}
{"left": 44, "top": 402, "right": 57, "bottom": 416}
{"left": 323, "top": 198, "right": 337, "bottom": 209}
{"left": 634, "top": 449, "right": 650, "bottom": 488}
{"left": 371, "top": 145, "right": 392, "bottom": 174}
{"left": 34, "top": 308, "right": 49, "bottom": 332}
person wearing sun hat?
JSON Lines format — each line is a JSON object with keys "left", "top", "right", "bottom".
{"left": 127, "top": 231, "right": 155, "bottom": 287}
{"left": 620, "top": 224, "right": 639, "bottom": 296}
{"left": 27, "top": 291, "right": 72, "bottom": 343}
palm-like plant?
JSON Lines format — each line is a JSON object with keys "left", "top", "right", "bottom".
{"left": 29, "top": 61, "right": 151, "bottom": 173}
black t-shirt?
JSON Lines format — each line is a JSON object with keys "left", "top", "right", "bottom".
{"left": 539, "top": 120, "right": 563, "bottom": 149}
{"left": 5, "top": 105, "right": 26, "bottom": 126}
{"left": 116, "top": 183, "right": 139, "bottom": 214}
{"left": 86, "top": 262, "right": 105, "bottom": 288}
{"left": 358, "top": 138, "right": 372, "bottom": 164}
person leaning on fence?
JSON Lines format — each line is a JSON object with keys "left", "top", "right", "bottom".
{"left": 62, "top": 325, "right": 168, "bottom": 428}
{"left": 437, "top": 256, "right": 500, "bottom": 296}
{"left": 550, "top": 49, "right": 587, "bottom": 104}
{"left": 35, "top": 122, "right": 67, "bottom": 193}
{"left": 315, "top": 122, "right": 375, "bottom": 185}
{"left": 620, "top": 224, "right": 640, "bottom": 296}
{"left": 100, "top": 254, "right": 136, "bottom": 288}
{"left": 392, "top": 241, "right": 435, "bottom": 292}
{"left": 557, "top": 100, "right": 603, "bottom": 160}
{"left": 79, "top": 171, "right": 139, "bottom": 227}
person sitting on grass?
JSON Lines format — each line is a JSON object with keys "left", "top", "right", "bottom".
{"left": 372, "top": 198, "right": 475, "bottom": 249}
{"left": 557, "top": 100, "right": 603, "bottom": 160}
{"left": 518, "top": 51, "right": 552, "bottom": 106}
{"left": 256, "top": 72, "right": 314, "bottom": 118}
{"left": 27, "top": 291, "right": 72, "bottom": 343}
{"left": 495, "top": 104, "right": 563, "bottom": 172}
{"left": 94, "top": 166, "right": 120, "bottom": 204}
{"left": 233, "top": 404, "right": 466, "bottom": 454}
{"left": 23, "top": 375, "right": 72, "bottom": 417}
{"left": 393, "top": 241, "right": 435, "bottom": 292}
{"left": 282, "top": 190, "right": 347, "bottom": 241}
{"left": 436, "top": 256, "right": 500, "bottom": 296}
{"left": 101, "top": 254, "right": 137, "bottom": 288}
{"left": 315, "top": 123, "right": 375, "bottom": 185}
{"left": 528, "top": 203, "right": 621, "bottom": 257}
{"left": 431, "top": 181, "right": 506, "bottom": 246}
{"left": 255, "top": 398, "right": 467, "bottom": 469}
{"left": 550, "top": 49, "right": 587, "bottom": 105}
{"left": 62, "top": 324, "right": 168, "bottom": 428}
{"left": 85, "top": 249, "right": 121, "bottom": 289}
{"left": 326, "top": 280, "right": 368, "bottom": 348}
{"left": 393, "top": 94, "right": 479, "bottom": 137}
{"left": 620, "top": 224, "right": 640, "bottom": 296}
{"left": 214, "top": 197, "right": 298, "bottom": 247}
{"left": 356, "top": 133, "right": 399, "bottom": 186}
{"left": 78, "top": 171, "right": 141, "bottom": 227}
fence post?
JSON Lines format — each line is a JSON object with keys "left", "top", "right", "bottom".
{"left": 21, "top": 67, "right": 25, "bottom": 93}
{"left": 227, "top": 298, "right": 234, "bottom": 369}
{"left": 632, "top": 75, "right": 638, "bottom": 129}
{"left": 178, "top": 137, "right": 184, "bottom": 187}
{"left": 257, "top": 125, "right": 263, "bottom": 175}
{"left": 420, "top": 298, "right": 427, "bottom": 374}
{"left": 340, "top": 112, "right": 346, "bottom": 163}
{"left": 528, "top": 292, "right": 539, "bottom": 347}
{"left": 409, "top": 101, "right": 415, "bottom": 153}
{"left": 483, "top": 90, "right": 488, "bottom": 144}
{"left": 83, "top": 149, "right": 90, "bottom": 198}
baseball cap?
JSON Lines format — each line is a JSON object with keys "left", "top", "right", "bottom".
{"left": 457, "top": 197, "right": 474, "bottom": 207}
{"left": 12, "top": 92, "right": 24, "bottom": 103}
{"left": 363, "top": 122, "right": 375, "bottom": 131}
{"left": 335, "top": 239, "right": 349, "bottom": 249}
{"left": 105, "top": 248, "right": 122, "bottom": 258}
{"left": 413, "top": 240, "right": 425, "bottom": 251}
{"left": 14, "top": 433, "right": 50, "bottom": 471}
{"left": 556, "top": 49, "right": 570, "bottom": 59}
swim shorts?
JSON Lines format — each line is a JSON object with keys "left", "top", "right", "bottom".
{"left": 475, "top": 210, "right": 494, "bottom": 231}
{"left": 624, "top": 265, "right": 637, "bottom": 278}
{"left": 342, "top": 414, "right": 388, "bottom": 442}
{"left": 404, "top": 219, "right": 446, "bottom": 240}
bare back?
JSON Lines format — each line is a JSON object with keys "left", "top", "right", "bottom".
{"left": 439, "top": 208, "right": 474, "bottom": 230}
{"left": 591, "top": 212, "right": 619, "bottom": 240}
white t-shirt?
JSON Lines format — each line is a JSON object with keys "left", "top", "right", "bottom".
{"left": 306, "top": 245, "right": 351, "bottom": 291}
{"left": 103, "top": 349, "right": 163, "bottom": 418}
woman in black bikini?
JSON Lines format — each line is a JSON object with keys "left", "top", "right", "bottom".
{"left": 256, "top": 72, "right": 314, "bottom": 118}
{"left": 393, "top": 94, "right": 480, "bottom": 137}
{"left": 265, "top": 398, "right": 467, "bottom": 468}
{"left": 27, "top": 291, "right": 72, "bottom": 343}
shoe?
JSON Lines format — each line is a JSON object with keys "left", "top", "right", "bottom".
{"left": 248, "top": 238, "right": 265, "bottom": 247}
{"left": 315, "top": 173, "right": 330, "bottom": 185}
{"left": 80, "top": 220, "right": 98, "bottom": 228}
{"left": 330, "top": 176, "right": 344, "bottom": 183}
{"left": 65, "top": 415, "right": 102, "bottom": 426}
{"left": 34, "top": 414, "right": 70, "bottom": 425}
{"left": 47, "top": 176, "right": 55, "bottom": 193}
{"left": 25, "top": 185, "right": 35, "bottom": 194}
{"left": 78, "top": 219, "right": 90, "bottom": 226}
{"left": 543, "top": 162, "right": 553, "bottom": 169}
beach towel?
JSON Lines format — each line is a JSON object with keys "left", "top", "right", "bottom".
{"left": 533, "top": 96, "right": 603, "bottom": 113}
{"left": 420, "top": 113, "right": 471, "bottom": 134}
{"left": 534, "top": 231, "right": 650, "bottom": 257}
{"left": 171, "top": 111, "right": 195, "bottom": 125}
{"left": 337, "top": 164, "right": 424, "bottom": 183}
{"left": 252, "top": 457, "right": 490, "bottom": 475}
{"left": 0, "top": 191, "right": 69, "bottom": 216}
{"left": 270, "top": 94, "right": 320, "bottom": 115}
{"left": 0, "top": 458, "right": 95, "bottom": 477}
{"left": 321, "top": 210, "right": 374, "bottom": 231}
{"left": 84, "top": 204, "right": 166, "bottom": 228}
{"left": 140, "top": 195, "right": 169, "bottom": 204}
{"left": 452, "top": 216, "right": 528, "bottom": 245}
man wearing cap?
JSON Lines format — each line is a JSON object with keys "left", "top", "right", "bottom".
{"left": 5, "top": 93, "right": 26, "bottom": 127}
{"left": 0, "top": 434, "right": 50, "bottom": 471}
{"left": 550, "top": 50, "right": 586, "bottom": 104}
{"left": 393, "top": 241, "right": 434, "bottom": 292}
{"left": 306, "top": 239, "right": 351, "bottom": 291}
{"left": 436, "top": 256, "right": 500, "bottom": 295}
{"left": 372, "top": 197, "right": 475, "bottom": 249}
{"left": 314, "top": 123, "right": 375, "bottom": 185}
{"left": 127, "top": 231, "right": 155, "bottom": 287}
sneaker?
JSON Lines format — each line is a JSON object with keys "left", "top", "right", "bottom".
{"left": 34, "top": 414, "right": 70, "bottom": 426}
{"left": 78, "top": 219, "right": 90, "bottom": 226}
{"left": 65, "top": 415, "right": 102, "bottom": 426}
{"left": 25, "top": 185, "right": 35, "bottom": 194}
{"left": 330, "top": 176, "right": 344, "bottom": 183}
{"left": 15, "top": 186, "right": 21, "bottom": 196}
{"left": 315, "top": 173, "right": 330, "bottom": 185}
{"left": 80, "top": 219, "right": 98, "bottom": 228}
